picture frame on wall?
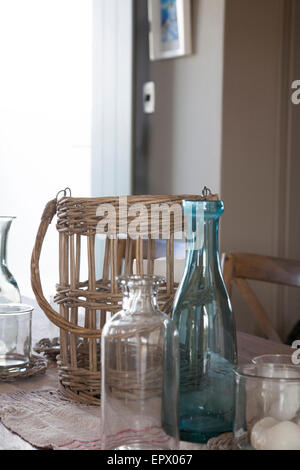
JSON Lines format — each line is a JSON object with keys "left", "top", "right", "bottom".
{"left": 148, "top": 0, "right": 192, "bottom": 61}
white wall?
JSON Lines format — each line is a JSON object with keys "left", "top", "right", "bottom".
{"left": 148, "top": 0, "right": 225, "bottom": 196}
{"left": 0, "top": 1, "right": 93, "bottom": 299}
{"left": 0, "top": 0, "right": 134, "bottom": 304}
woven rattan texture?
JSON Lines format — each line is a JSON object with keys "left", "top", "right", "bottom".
{"left": 31, "top": 193, "right": 218, "bottom": 404}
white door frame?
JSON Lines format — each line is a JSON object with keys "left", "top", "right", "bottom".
{"left": 92, "top": 0, "right": 133, "bottom": 197}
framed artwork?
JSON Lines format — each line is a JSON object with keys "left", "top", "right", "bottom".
{"left": 148, "top": 0, "right": 192, "bottom": 61}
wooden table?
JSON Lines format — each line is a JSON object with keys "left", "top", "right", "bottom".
{"left": 237, "top": 331, "right": 292, "bottom": 364}
{"left": 0, "top": 331, "right": 293, "bottom": 450}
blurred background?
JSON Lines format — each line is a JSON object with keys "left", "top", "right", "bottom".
{"left": 0, "top": 0, "right": 299, "bottom": 342}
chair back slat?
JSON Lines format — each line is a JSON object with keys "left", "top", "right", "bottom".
{"left": 234, "top": 278, "right": 281, "bottom": 343}
{"left": 229, "top": 253, "right": 300, "bottom": 288}
{"left": 222, "top": 252, "right": 300, "bottom": 343}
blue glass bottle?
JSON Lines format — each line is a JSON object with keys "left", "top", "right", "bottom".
{"left": 172, "top": 199, "right": 237, "bottom": 443}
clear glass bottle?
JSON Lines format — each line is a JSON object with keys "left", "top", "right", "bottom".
{"left": 172, "top": 199, "right": 237, "bottom": 443}
{"left": 101, "top": 275, "right": 179, "bottom": 450}
{"left": 0, "top": 217, "right": 21, "bottom": 303}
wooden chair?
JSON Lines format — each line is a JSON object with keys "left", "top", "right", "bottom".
{"left": 222, "top": 252, "right": 300, "bottom": 344}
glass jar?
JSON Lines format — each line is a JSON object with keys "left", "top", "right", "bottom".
{"left": 234, "top": 364, "right": 300, "bottom": 450}
{"left": 101, "top": 275, "right": 179, "bottom": 450}
{"left": 252, "top": 354, "right": 295, "bottom": 366}
{"left": 0, "top": 303, "right": 33, "bottom": 371}
{"left": 172, "top": 199, "right": 237, "bottom": 443}
{"left": 0, "top": 217, "right": 21, "bottom": 303}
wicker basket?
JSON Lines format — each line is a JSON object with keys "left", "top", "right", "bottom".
{"left": 31, "top": 193, "right": 217, "bottom": 405}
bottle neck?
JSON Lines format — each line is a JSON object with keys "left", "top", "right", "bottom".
{"left": 123, "top": 285, "right": 158, "bottom": 313}
{"left": 185, "top": 216, "right": 221, "bottom": 273}
{"left": 0, "top": 219, "right": 12, "bottom": 267}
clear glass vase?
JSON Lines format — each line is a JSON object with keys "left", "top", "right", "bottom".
{"left": 101, "top": 275, "right": 179, "bottom": 450}
{"left": 172, "top": 199, "right": 237, "bottom": 443}
{"left": 0, "top": 217, "right": 21, "bottom": 303}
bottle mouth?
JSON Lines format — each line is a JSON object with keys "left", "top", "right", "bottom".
{"left": 117, "top": 275, "right": 165, "bottom": 288}
{"left": 235, "top": 364, "right": 300, "bottom": 382}
{"left": 183, "top": 199, "right": 224, "bottom": 218}
{"left": 0, "top": 303, "right": 33, "bottom": 316}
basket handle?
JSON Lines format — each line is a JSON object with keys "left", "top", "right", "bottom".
{"left": 31, "top": 198, "right": 101, "bottom": 338}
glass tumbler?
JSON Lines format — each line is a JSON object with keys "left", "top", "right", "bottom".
{"left": 0, "top": 304, "right": 33, "bottom": 371}
{"left": 101, "top": 275, "right": 179, "bottom": 450}
{"left": 234, "top": 364, "right": 300, "bottom": 450}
